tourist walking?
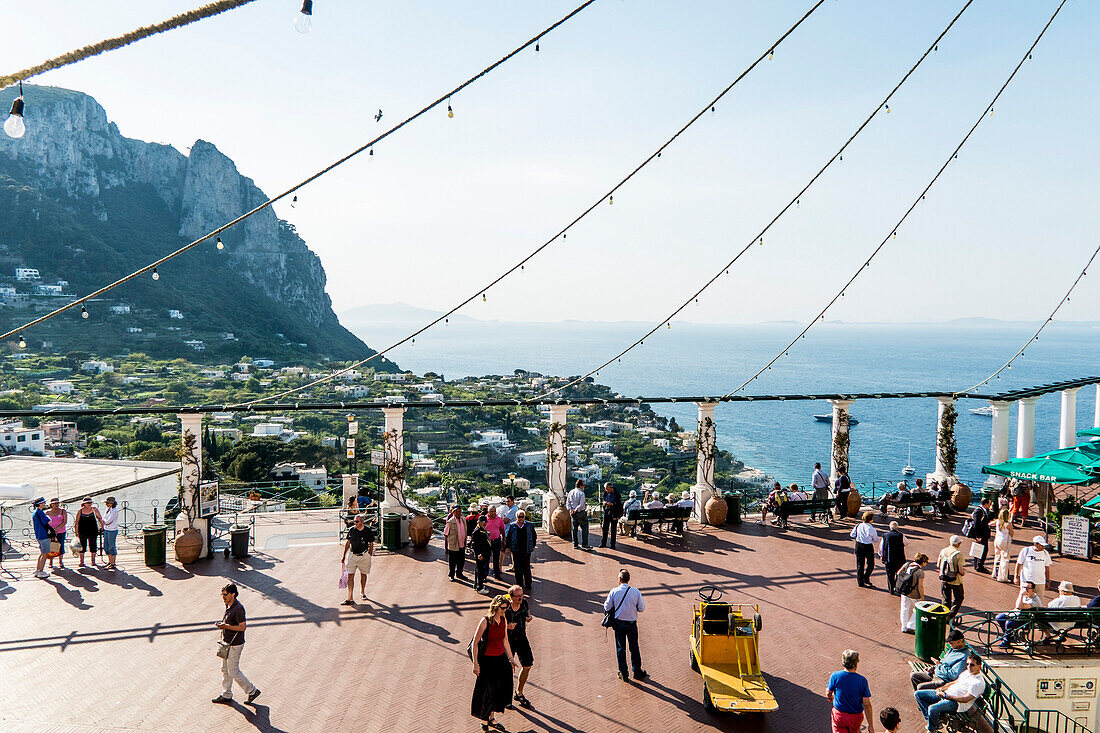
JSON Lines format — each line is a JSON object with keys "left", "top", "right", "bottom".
{"left": 486, "top": 505, "right": 505, "bottom": 581}
{"left": 1010, "top": 479, "right": 1030, "bottom": 526}
{"left": 825, "top": 649, "right": 876, "bottom": 733}
{"left": 443, "top": 505, "right": 468, "bottom": 582}
{"left": 505, "top": 510, "right": 536, "bottom": 593}
{"left": 505, "top": 585, "right": 535, "bottom": 708}
{"left": 1015, "top": 535, "right": 1053, "bottom": 601}
{"left": 73, "top": 498, "right": 104, "bottom": 569}
{"left": 812, "top": 462, "right": 831, "bottom": 521}
{"left": 881, "top": 521, "right": 908, "bottom": 595}
{"left": 566, "top": 479, "right": 590, "bottom": 549}
{"left": 850, "top": 512, "right": 880, "bottom": 588}
{"left": 471, "top": 515, "right": 492, "bottom": 594}
{"left": 340, "top": 513, "right": 375, "bottom": 606}
{"left": 914, "top": 654, "right": 985, "bottom": 731}
{"left": 604, "top": 569, "right": 647, "bottom": 681}
{"left": 45, "top": 498, "right": 68, "bottom": 570}
{"left": 966, "top": 498, "right": 993, "bottom": 573}
{"left": 910, "top": 629, "right": 969, "bottom": 689}
{"left": 102, "top": 496, "right": 119, "bottom": 570}
{"left": 30, "top": 497, "right": 55, "bottom": 579}
{"left": 470, "top": 594, "right": 518, "bottom": 732}
{"left": 599, "top": 482, "right": 623, "bottom": 550}
{"left": 212, "top": 583, "right": 260, "bottom": 705}
{"left": 937, "top": 536, "right": 966, "bottom": 617}
{"left": 991, "top": 500, "right": 1014, "bottom": 582}
{"left": 898, "top": 553, "right": 929, "bottom": 633}
{"left": 834, "top": 467, "right": 851, "bottom": 520}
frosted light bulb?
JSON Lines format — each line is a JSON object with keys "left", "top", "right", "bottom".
{"left": 447, "top": 104, "right": 454, "bottom": 118}
{"left": 81, "top": 306, "right": 89, "bottom": 319}
{"left": 18, "top": 335, "right": 26, "bottom": 349}
{"left": 152, "top": 267, "right": 160, "bottom": 280}
{"left": 295, "top": 0, "right": 313, "bottom": 33}
{"left": 4, "top": 97, "right": 25, "bottom": 139}
{"left": 216, "top": 237, "right": 224, "bottom": 250}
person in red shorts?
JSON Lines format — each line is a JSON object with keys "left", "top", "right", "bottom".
{"left": 826, "top": 649, "right": 876, "bottom": 733}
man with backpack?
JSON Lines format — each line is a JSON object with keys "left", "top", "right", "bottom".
{"left": 897, "top": 553, "right": 929, "bottom": 634}
{"left": 937, "top": 536, "right": 967, "bottom": 616}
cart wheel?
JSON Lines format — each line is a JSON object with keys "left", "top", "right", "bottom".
{"left": 690, "top": 648, "right": 699, "bottom": 673}
{"left": 703, "top": 683, "right": 718, "bottom": 714}
{"left": 753, "top": 613, "right": 763, "bottom": 632}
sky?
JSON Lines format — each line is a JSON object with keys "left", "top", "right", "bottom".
{"left": 2, "top": 0, "right": 1098, "bottom": 326}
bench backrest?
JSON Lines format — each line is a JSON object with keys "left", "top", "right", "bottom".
{"left": 783, "top": 499, "right": 833, "bottom": 514}
{"left": 625, "top": 506, "right": 692, "bottom": 520}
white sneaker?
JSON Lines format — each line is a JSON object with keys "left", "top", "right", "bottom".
{"left": 34, "top": 571, "right": 49, "bottom": 579}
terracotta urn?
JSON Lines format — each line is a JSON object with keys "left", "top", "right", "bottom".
{"left": 408, "top": 514, "right": 433, "bottom": 548}
{"left": 950, "top": 483, "right": 971, "bottom": 511}
{"left": 704, "top": 496, "right": 728, "bottom": 526}
{"left": 174, "top": 527, "right": 203, "bottom": 563}
{"left": 846, "top": 490, "right": 862, "bottom": 518}
{"left": 551, "top": 507, "right": 572, "bottom": 538}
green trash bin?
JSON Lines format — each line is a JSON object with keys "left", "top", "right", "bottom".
{"left": 381, "top": 513, "right": 401, "bottom": 551}
{"left": 981, "top": 487, "right": 1000, "bottom": 508}
{"left": 142, "top": 524, "right": 167, "bottom": 567}
{"left": 725, "top": 492, "right": 742, "bottom": 525}
{"left": 914, "top": 601, "right": 952, "bottom": 661}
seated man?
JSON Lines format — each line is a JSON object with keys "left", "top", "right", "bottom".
{"left": 911, "top": 630, "right": 969, "bottom": 690}
{"left": 620, "top": 490, "right": 643, "bottom": 537}
{"left": 788, "top": 484, "right": 809, "bottom": 501}
{"left": 879, "top": 481, "right": 910, "bottom": 515}
{"left": 1043, "top": 580, "right": 1082, "bottom": 643}
{"left": 758, "top": 482, "right": 787, "bottom": 526}
{"left": 996, "top": 581, "right": 1043, "bottom": 648}
{"left": 638, "top": 491, "right": 665, "bottom": 533}
{"left": 915, "top": 654, "right": 986, "bottom": 732}
{"left": 668, "top": 490, "right": 694, "bottom": 533}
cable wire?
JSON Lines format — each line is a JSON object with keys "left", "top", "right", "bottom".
{"left": 720, "top": 0, "right": 1070, "bottom": 400}
{"left": 239, "top": 0, "right": 829, "bottom": 407}
{"left": 0, "top": 0, "right": 597, "bottom": 345}
{"left": 0, "top": 0, "right": 261, "bottom": 91}
{"left": 531, "top": 0, "right": 975, "bottom": 402}
{"left": 956, "top": 242, "right": 1100, "bottom": 395}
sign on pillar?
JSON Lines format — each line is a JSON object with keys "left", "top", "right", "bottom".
{"left": 691, "top": 402, "right": 717, "bottom": 523}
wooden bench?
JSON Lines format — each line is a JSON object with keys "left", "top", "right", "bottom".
{"left": 777, "top": 498, "right": 835, "bottom": 528}
{"left": 877, "top": 494, "right": 944, "bottom": 518}
{"left": 624, "top": 506, "right": 692, "bottom": 544}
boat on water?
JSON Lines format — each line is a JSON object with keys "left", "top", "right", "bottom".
{"left": 812, "top": 415, "right": 859, "bottom": 425}
{"left": 970, "top": 406, "right": 994, "bottom": 416}
{"left": 902, "top": 442, "right": 915, "bottom": 475}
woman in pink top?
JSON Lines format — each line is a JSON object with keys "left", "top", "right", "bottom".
{"left": 484, "top": 506, "right": 506, "bottom": 581}
{"left": 45, "top": 498, "right": 68, "bottom": 569}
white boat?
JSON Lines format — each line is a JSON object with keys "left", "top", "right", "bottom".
{"left": 970, "top": 406, "right": 993, "bottom": 417}
{"left": 902, "top": 443, "right": 915, "bottom": 475}
{"left": 813, "top": 415, "right": 859, "bottom": 425}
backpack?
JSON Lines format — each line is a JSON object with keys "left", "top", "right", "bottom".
{"left": 896, "top": 563, "right": 919, "bottom": 595}
{"left": 938, "top": 551, "right": 959, "bottom": 582}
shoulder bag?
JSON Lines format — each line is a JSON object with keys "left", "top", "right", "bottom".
{"left": 467, "top": 616, "right": 491, "bottom": 661}
{"left": 602, "top": 587, "right": 630, "bottom": 628}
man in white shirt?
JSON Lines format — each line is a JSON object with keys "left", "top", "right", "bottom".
{"left": 789, "top": 486, "right": 809, "bottom": 501}
{"left": 1044, "top": 580, "right": 1082, "bottom": 641}
{"left": 1015, "top": 536, "right": 1053, "bottom": 600}
{"left": 565, "top": 479, "right": 590, "bottom": 550}
{"left": 603, "top": 569, "right": 647, "bottom": 681}
{"left": 620, "top": 490, "right": 643, "bottom": 537}
{"left": 644, "top": 492, "right": 665, "bottom": 509}
{"left": 914, "top": 654, "right": 986, "bottom": 732}
{"left": 811, "top": 462, "right": 831, "bottom": 521}
{"left": 671, "top": 490, "right": 694, "bottom": 533}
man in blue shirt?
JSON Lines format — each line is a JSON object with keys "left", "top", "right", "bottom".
{"left": 910, "top": 629, "right": 969, "bottom": 690}
{"left": 826, "top": 649, "right": 876, "bottom": 733}
{"left": 30, "top": 496, "right": 54, "bottom": 579}
{"left": 604, "top": 569, "right": 647, "bottom": 681}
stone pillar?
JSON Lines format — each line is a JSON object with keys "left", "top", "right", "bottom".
{"left": 381, "top": 407, "right": 408, "bottom": 515}
{"left": 984, "top": 401, "right": 1011, "bottom": 488}
{"left": 1016, "top": 397, "right": 1038, "bottom": 459}
{"left": 175, "top": 413, "right": 210, "bottom": 558}
{"left": 829, "top": 399, "right": 853, "bottom": 486}
{"left": 543, "top": 405, "right": 568, "bottom": 532}
{"left": 691, "top": 402, "right": 717, "bottom": 523}
{"left": 1060, "top": 388, "right": 1079, "bottom": 449}
{"left": 931, "top": 397, "right": 956, "bottom": 483}
{"left": 341, "top": 473, "right": 359, "bottom": 510}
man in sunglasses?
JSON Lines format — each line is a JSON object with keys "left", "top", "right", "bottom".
{"left": 914, "top": 653, "right": 986, "bottom": 732}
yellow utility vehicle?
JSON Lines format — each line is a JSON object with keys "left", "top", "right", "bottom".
{"left": 688, "top": 585, "right": 778, "bottom": 715}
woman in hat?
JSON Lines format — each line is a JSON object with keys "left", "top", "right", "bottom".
{"left": 45, "top": 497, "right": 68, "bottom": 570}
{"left": 102, "top": 496, "right": 120, "bottom": 570}
{"left": 72, "top": 497, "right": 104, "bottom": 568}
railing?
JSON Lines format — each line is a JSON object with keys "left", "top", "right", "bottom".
{"left": 952, "top": 609, "right": 1100, "bottom": 658}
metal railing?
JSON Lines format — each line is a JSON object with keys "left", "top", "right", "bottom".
{"left": 952, "top": 609, "right": 1100, "bottom": 658}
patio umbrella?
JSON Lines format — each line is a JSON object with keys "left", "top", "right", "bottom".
{"left": 1077, "top": 426, "right": 1100, "bottom": 439}
{"left": 981, "top": 455, "right": 1097, "bottom": 485}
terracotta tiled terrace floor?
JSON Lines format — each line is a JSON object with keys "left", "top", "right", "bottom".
{"left": 2, "top": 510, "right": 1099, "bottom": 733}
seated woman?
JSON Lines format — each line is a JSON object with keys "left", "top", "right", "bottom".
{"left": 878, "top": 482, "right": 911, "bottom": 515}
{"left": 996, "top": 581, "right": 1043, "bottom": 648}
{"left": 1043, "top": 581, "right": 1082, "bottom": 643}
{"left": 620, "top": 490, "right": 644, "bottom": 537}
{"left": 788, "top": 483, "right": 808, "bottom": 501}
{"left": 344, "top": 495, "right": 360, "bottom": 527}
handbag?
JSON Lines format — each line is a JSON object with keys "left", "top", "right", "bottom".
{"left": 602, "top": 586, "right": 630, "bottom": 628}
{"left": 48, "top": 540, "right": 61, "bottom": 557}
{"left": 466, "top": 616, "right": 491, "bottom": 661}
{"left": 216, "top": 609, "right": 241, "bottom": 659}
{"left": 338, "top": 563, "right": 349, "bottom": 590}
{"left": 960, "top": 519, "right": 974, "bottom": 538}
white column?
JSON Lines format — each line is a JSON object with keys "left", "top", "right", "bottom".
{"left": 381, "top": 406, "right": 408, "bottom": 516}
{"left": 1060, "top": 388, "right": 1080, "bottom": 449}
{"left": 1016, "top": 397, "right": 1038, "bottom": 459}
{"left": 932, "top": 397, "right": 956, "bottom": 482}
{"left": 829, "top": 399, "right": 853, "bottom": 485}
{"left": 984, "top": 401, "right": 1011, "bottom": 488}
{"left": 1094, "top": 384, "right": 1100, "bottom": 428}
{"left": 691, "top": 402, "right": 717, "bottom": 522}
{"left": 543, "top": 405, "right": 568, "bottom": 532}
{"left": 175, "top": 413, "right": 209, "bottom": 557}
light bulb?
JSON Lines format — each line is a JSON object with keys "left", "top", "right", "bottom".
{"left": 295, "top": 0, "right": 313, "bottom": 33}
{"left": 4, "top": 97, "right": 25, "bottom": 139}
{"left": 18, "top": 335, "right": 26, "bottom": 349}
{"left": 291, "top": 195, "right": 297, "bottom": 208}
{"left": 482, "top": 293, "right": 486, "bottom": 302}
{"left": 609, "top": 195, "right": 614, "bottom": 206}
{"left": 81, "top": 306, "right": 89, "bottom": 319}
{"left": 152, "top": 267, "right": 160, "bottom": 280}
{"left": 885, "top": 104, "right": 891, "bottom": 113}
{"left": 535, "top": 40, "right": 540, "bottom": 53}
{"left": 216, "top": 237, "right": 224, "bottom": 250}
{"left": 768, "top": 49, "right": 774, "bottom": 60}
{"left": 447, "top": 104, "right": 454, "bottom": 118}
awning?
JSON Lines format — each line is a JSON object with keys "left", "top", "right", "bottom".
{"left": 1077, "top": 426, "right": 1100, "bottom": 439}
{"left": 981, "top": 455, "right": 1097, "bottom": 485}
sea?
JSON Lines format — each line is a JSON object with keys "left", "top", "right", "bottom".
{"left": 347, "top": 319, "right": 1099, "bottom": 489}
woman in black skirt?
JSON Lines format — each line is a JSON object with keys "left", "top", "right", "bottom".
{"left": 470, "top": 595, "right": 517, "bottom": 731}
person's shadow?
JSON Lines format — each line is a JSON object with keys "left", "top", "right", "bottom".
{"left": 43, "top": 579, "right": 92, "bottom": 610}
{"left": 222, "top": 701, "right": 291, "bottom": 733}
{"left": 96, "top": 568, "right": 164, "bottom": 597}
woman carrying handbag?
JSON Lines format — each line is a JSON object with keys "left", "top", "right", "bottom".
{"left": 470, "top": 595, "right": 518, "bottom": 732}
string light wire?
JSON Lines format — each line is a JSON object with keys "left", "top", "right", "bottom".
{"left": 532, "top": 0, "right": 976, "bottom": 402}
{"left": 0, "top": 0, "right": 260, "bottom": 91}
{"left": 722, "top": 0, "right": 1069, "bottom": 399}
{"left": 0, "top": 0, "right": 598, "bottom": 344}
{"left": 238, "top": 0, "right": 830, "bottom": 407}
{"left": 957, "top": 241, "right": 1100, "bottom": 395}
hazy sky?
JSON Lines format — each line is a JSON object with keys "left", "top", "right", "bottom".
{"left": 3, "top": 1, "right": 1098, "bottom": 326}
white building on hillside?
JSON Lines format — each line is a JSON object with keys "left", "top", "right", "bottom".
{"left": 43, "top": 380, "right": 74, "bottom": 394}
{"left": 0, "top": 421, "right": 46, "bottom": 455}
{"left": 15, "top": 268, "right": 40, "bottom": 281}
{"left": 515, "top": 451, "right": 547, "bottom": 471}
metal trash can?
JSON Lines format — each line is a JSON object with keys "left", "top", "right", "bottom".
{"left": 382, "top": 513, "right": 402, "bottom": 551}
{"left": 230, "top": 525, "right": 250, "bottom": 559}
{"left": 981, "top": 488, "right": 1000, "bottom": 508}
{"left": 142, "top": 524, "right": 167, "bottom": 567}
{"left": 725, "top": 492, "right": 742, "bottom": 525}
{"left": 914, "top": 601, "right": 952, "bottom": 661}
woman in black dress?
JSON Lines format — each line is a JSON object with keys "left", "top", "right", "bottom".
{"left": 470, "top": 595, "right": 518, "bottom": 731}
{"left": 73, "top": 497, "right": 103, "bottom": 568}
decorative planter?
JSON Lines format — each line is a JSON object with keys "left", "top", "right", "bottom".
{"left": 847, "top": 490, "right": 863, "bottom": 518}
{"left": 174, "top": 527, "right": 203, "bottom": 563}
{"left": 551, "top": 507, "right": 572, "bottom": 538}
{"left": 950, "top": 483, "right": 971, "bottom": 511}
{"left": 704, "top": 496, "right": 728, "bottom": 526}
{"left": 408, "top": 515, "right": 433, "bottom": 548}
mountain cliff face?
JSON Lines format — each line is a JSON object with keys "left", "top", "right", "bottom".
{"left": 0, "top": 84, "right": 375, "bottom": 362}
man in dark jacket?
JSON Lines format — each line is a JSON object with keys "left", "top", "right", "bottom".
{"left": 470, "top": 514, "right": 492, "bottom": 594}
{"left": 969, "top": 498, "right": 993, "bottom": 573}
{"left": 506, "top": 510, "right": 537, "bottom": 593}
{"left": 599, "top": 482, "right": 623, "bottom": 550}
{"left": 881, "top": 521, "right": 907, "bottom": 595}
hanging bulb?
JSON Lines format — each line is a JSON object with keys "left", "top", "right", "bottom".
{"left": 796, "top": 198, "right": 800, "bottom": 207}
{"left": 17, "top": 334, "right": 26, "bottom": 349}
{"left": 295, "top": 0, "right": 313, "bottom": 33}
{"left": 447, "top": 102, "right": 454, "bottom": 119}
{"left": 989, "top": 107, "right": 994, "bottom": 116}
{"left": 4, "top": 95, "right": 25, "bottom": 139}
{"left": 934, "top": 44, "right": 938, "bottom": 52}
{"left": 768, "top": 48, "right": 774, "bottom": 60}
{"left": 711, "top": 106, "right": 716, "bottom": 115}
{"left": 151, "top": 267, "right": 160, "bottom": 281}
{"left": 369, "top": 148, "right": 374, "bottom": 158}
{"left": 535, "top": 39, "right": 540, "bottom": 53}
{"left": 667, "top": 323, "right": 671, "bottom": 329}
{"left": 885, "top": 104, "right": 891, "bottom": 113}
{"left": 892, "top": 231, "right": 897, "bottom": 239}
{"left": 216, "top": 237, "right": 224, "bottom": 250}
{"left": 81, "top": 305, "right": 89, "bottom": 319}
{"left": 291, "top": 195, "right": 297, "bottom": 208}
{"left": 609, "top": 195, "right": 614, "bottom": 206}
{"left": 482, "top": 293, "right": 486, "bottom": 302}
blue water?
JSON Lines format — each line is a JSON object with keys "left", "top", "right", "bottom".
{"left": 349, "top": 320, "right": 1099, "bottom": 487}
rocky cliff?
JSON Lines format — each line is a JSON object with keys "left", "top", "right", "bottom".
{"left": 0, "top": 84, "right": 374, "bottom": 362}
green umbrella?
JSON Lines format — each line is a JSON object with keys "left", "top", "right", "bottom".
{"left": 982, "top": 455, "right": 1097, "bottom": 485}
{"left": 1032, "top": 445, "right": 1100, "bottom": 469}
{"left": 1077, "top": 426, "right": 1100, "bottom": 439}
